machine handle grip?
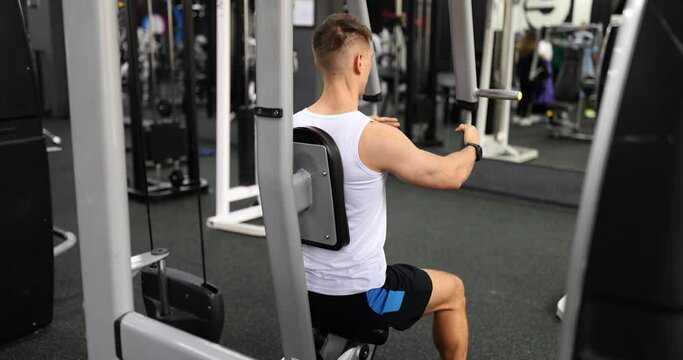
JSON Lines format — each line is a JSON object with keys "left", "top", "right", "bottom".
{"left": 476, "top": 88, "right": 522, "bottom": 101}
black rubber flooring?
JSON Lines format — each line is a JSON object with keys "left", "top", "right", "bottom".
{"left": 0, "top": 118, "right": 576, "bottom": 359}
{"left": 507, "top": 120, "right": 593, "bottom": 172}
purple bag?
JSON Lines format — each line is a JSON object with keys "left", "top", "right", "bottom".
{"left": 532, "top": 59, "right": 555, "bottom": 107}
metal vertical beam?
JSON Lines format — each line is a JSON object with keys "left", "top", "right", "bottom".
{"left": 207, "top": 0, "right": 217, "bottom": 117}
{"left": 404, "top": 0, "right": 416, "bottom": 138}
{"left": 234, "top": 0, "right": 249, "bottom": 107}
{"left": 448, "top": 0, "right": 479, "bottom": 124}
{"left": 347, "top": 0, "right": 382, "bottom": 103}
{"left": 254, "top": 0, "right": 316, "bottom": 358}
{"left": 236, "top": 0, "right": 256, "bottom": 185}
{"left": 215, "top": 0, "right": 230, "bottom": 217}
{"left": 494, "top": 0, "right": 516, "bottom": 144}
{"left": 62, "top": 0, "right": 134, "bottom": 358}
{"left": 182, "top": 0, "right": 201, "bottom": 182}
{"left": 125, "top": 0, "right": 148, "bottom": 192}
{"left": 475, "top": 0, "right": 496, "bottom": 131}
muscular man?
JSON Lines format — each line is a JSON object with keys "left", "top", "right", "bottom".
{"left": 294, "top": 13, "right": 481, "bottom": 360}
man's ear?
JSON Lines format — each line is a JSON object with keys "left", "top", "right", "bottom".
{"left": 354, "top": 53, "right": 363, "bottom": 75}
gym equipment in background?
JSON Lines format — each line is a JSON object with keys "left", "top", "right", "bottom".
{"left": 0, "top": 0, "right": 54, "bottom": 345}
{"left": 63, "top": 0, "right": 240, "bottom": 357}
{"left": 543, "top": 23, "right": 603, "bottom": 141}
{"left": 132, "top": 0, "right": 226, "bottom": 342}
{"left": 348, "top": 0, "right": 383, "bottom": 116}
{"left": 206, "top": 0, "right": 265, "bottom": 237}
{"left": 403, "top": 0, "right": 441, "bottom": 146}
{"left": 207, "top": 0, "right": 383, "bottom": 238}
{"left": 375, "top": 1, "right": 407, "bottom": 119}
{"left": 475, "top": 0, "right": 538, "bottom": 163}
{"left": 559, "top": 0, "right": 683, "bottom": 358}
{"left": 122, "top": 0, "right": 208, "bottom": 200}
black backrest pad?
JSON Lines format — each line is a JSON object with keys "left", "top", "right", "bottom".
{"left": 293, "top": 127, "right": 350, "bottom": 250}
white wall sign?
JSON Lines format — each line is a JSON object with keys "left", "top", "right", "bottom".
{"left": 293, "top": 0, "right": 315, "bottom": 27}
{"left": 521, "top": 0, "right": 593, "bottom": 29}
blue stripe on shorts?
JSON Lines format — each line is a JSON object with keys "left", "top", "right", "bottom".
{"left": 366, "top": 288, "right": 405, "bottom": 314}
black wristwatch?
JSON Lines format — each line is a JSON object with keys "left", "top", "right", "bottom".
{"left": 465, "top": 143, "right": 482, "bottom": 162}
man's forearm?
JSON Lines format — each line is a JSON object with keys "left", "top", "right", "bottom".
{"left": 445, "top": 147, "right": 477, "bottom": 188}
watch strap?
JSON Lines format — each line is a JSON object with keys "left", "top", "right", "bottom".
{"left": 465, "top": 143, "right": 482, "bottom": 162}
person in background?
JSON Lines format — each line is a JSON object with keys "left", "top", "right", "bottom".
{"left": 515, "top": 30, "right": 538, "bottom": 118}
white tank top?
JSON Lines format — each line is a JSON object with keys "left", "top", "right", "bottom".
{"left": 293, "top": 108, "right": 387, "bottom": 295}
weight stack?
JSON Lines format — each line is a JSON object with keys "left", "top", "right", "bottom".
{"left": 0, "top": 0, "right": 54, "bottom": 345}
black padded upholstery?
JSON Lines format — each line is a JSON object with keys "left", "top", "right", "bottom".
{"left": 293, "top": 126, "right": 351, "bottom": 250}
{"left": 341, "top": 327, "right": 389, "bottom": 346}
{"left": 318, "top": 326, "right": 390, "bottom": 346}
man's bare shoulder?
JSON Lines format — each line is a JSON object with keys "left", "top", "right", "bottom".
{"left": 361, "top": 120, "right": 404, "bottom": 143}
{"left": 359, "top": 120, "right": 413, "bottom": 172}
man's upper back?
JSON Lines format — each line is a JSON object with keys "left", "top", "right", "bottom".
{"left": 293, "top": 108, "right": 388, "bottom": 296}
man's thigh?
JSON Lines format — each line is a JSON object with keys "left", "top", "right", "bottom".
{"left": 422, "top": 268, "right": 465, "bottom": 315}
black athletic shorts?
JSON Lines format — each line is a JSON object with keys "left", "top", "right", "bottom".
{"left": 308, "top": 264, "right": 433, "bottom": 332}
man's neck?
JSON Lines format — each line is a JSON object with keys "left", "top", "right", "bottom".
{"left": 308, "top": 77, "right": 359, "bottom": 115}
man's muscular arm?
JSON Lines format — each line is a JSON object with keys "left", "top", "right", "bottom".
{"left": 359, "top": 122, "right": 480, "bottom": 189}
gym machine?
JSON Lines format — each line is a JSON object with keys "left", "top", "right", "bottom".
{"left": 123, "top": 0, "right": 208, "bottom": 200}
{"left": 63, "top": 0, "right": 680, "bottom": 358}
{"left": 207, "top": 0, "right": 265, "bottom": 237}
{"left": 475, "top": 0, "right": 538, "bottom": 163}
{"left": 63, "top": 0, "right": 242, "bottom": 357}
{"left": 543, "top": 23, "right": 603, "bottom": 141}
{"left": 63, "top": 0, "right": 521, "bottom": 358}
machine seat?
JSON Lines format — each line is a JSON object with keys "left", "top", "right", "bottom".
{"left": 316, "top": 326, "right": 390, "bottom": 346}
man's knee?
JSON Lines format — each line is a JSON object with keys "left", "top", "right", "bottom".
{"left": 448, "top": 274, "right": 466, "bottom": 311}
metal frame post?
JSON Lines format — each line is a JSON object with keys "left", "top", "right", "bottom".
{"left": 404, "top": 0, "right": 417, "bottom": 139}
{"left": 347, "top": 0, "right": 382, "bottom": 114}
{"left": 493, "top": 0, "right": 516, "bottom": 144}
{"left": 254, "top": 0, "right": 316, "bottom": 358}
{"left": 207, "top": 0, "right": 265, "bottom": 237}
{"left": 62, "top": 0, "right": 135, "bottom": 357}
{"left": 448, "top": 0, "right": 479, "bottom": 125}
{"left": 207, "top": 0, "right": 216, "bottom": 117}
{"left": 125, "top": 0, "right": 148, "bottom": 193}
{"left": 182, "top": 0, "right": 201, "bottom": 183}
{"left": 475, "top": 0, "right": 497, "bottom": 131}
{"left": 214, "top": 0, "right": 231, "bottom": 221}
